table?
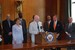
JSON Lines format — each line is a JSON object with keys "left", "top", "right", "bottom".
{"left": 0, "top": 40, "right": 75, "bottom": 50}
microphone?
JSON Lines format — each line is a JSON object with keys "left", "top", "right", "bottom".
{"left": 40, "top": 26, "right": 42, "bottom": 29}
{"left": 40, "top": 26, "right": 43, "bottom": 32}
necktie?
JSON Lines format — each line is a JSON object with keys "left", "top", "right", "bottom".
{"left": 8, "top": 20, "right": 11, "bottom": 28}
{"left": 54, "top": 22, "right": 56, "bottom": 30}
{"left": 68, "top": 24, "right": 71, "bottom": 29}
{"left": 48, "top": 21, "right": 51, "bottom": 28}
{"left": 37, "top": 22, "right": 39, "bottom": 31}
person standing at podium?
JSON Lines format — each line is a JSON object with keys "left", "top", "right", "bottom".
{"left": 49, "top": 15, "right": 63, "bottom": 40}
{"left": 49, "top": 15, "right": 64, "bottom": 50}
{"left": 29, "top": 15, "right": 44, "bottom": 44}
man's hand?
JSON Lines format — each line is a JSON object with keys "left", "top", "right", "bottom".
{"left": 8, "top": 32, "right": 12, "bottom": 35}
{"left": 56, "top": 34, "right": 59, "bottom": 38}
{"left": 0, "top": 35, "right": 2, "bottom": 38}
{"left": 65, "top": 32, "right": 71, "bottom": 37}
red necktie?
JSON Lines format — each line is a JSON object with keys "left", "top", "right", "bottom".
{"left": 54, "top": 22, "right": 56, "bottom": 30}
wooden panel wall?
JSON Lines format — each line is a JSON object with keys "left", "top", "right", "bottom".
{"left": 45, "top": 0, "right": 57, "bottom": 18}
{"left": 2, "top": 0, "right": 15, "bottom": 20}
{"left": 0, "top": 0, "right": 68, "bottom": 27}
{"left": 45, "top": 0, "right": 68, "bottom": 23}
{"left": 60, "top": 0, "right": 68, "bottom": 23}
{"left": 0, "top": 0, "right": 45, "bottom": 27}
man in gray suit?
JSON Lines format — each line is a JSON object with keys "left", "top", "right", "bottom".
{"left": 65, "top": 17, "right": 75, "bottom": 50}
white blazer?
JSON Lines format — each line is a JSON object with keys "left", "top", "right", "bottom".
{"left": 29, "top": 21, "right": 44, "bottom": 35}
{"left": 12, "top": 24, "right": 23, "bottom": 44}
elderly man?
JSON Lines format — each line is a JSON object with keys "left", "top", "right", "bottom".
{"left": 65, "top": 17, "right": 75, "bottom": 50}
{"left": 2, "top": 14, "right": 14, "bottom": 44}
{"left": 29, "top": 15, "right": 44, "bottom": 44}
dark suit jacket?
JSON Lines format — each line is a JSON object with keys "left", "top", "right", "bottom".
{"left": 49, "top": 21, "right": 63, "bottom": 33}
{"left": 21, "top": 19, "right": 27, "bottom": 34}
{"left": 65, "top": 23, "right": 75, "bottom": 39}
{"left": 43, "top": 21, "right": 50, "bottom": 32}
{"left": 21, "top": 19, "right": 27, "bottom": 42}
{"left": 2, "top": 20, "right": 14, "bottom": 36}
{"left": 49, "top": 21, "right": 64, "bottom": 40}
{"left": 0, "top": 24, "right": 2, "bottom": 35}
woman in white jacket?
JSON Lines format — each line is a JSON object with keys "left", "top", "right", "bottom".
{"left": 12, "top": 18, "right": 23, "bottom": 44}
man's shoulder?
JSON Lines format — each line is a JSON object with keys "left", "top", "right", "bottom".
{"left": 38, "top": 21, "right": 42, "bottom": 23}
{"left": 29, "top": 21, "right": 34, "bottom": 25}
{"left": 72, "top": 23, "right": 75, "bottom": 26}
{"left": 2, "top": 20, "right": 7, "bottom": 23}
{"left": 22, "top": 19, "right": 26, "bottom": 21}
{"left": 13, "top": 24, "right": 16, "bottom": 27}
{"left": 72, "top": 23, "right": 75, "bottom": 25}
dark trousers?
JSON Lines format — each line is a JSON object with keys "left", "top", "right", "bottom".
{"left": 23, "top": 34, "right": 27, "bottom": 43}
{"left": 4, "top": 35, "right": 12, "bottom": 44}
{"left": 67, "top": 46, "right": 75, "bottom": 50}
{"left": 0, "top": 42, "right": 2, "bottom": 45}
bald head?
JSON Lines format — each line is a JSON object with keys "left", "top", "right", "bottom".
{"left": 68, "top": 17, "right": 72, "bottom": 23}
{"left": 34, "top": 15, "right": 40, "bottom": 22}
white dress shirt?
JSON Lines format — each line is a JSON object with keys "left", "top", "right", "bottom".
{"left": 48, "top": 20, "right": 51, "bottom": 24}
{"left": 29, "top": 21, "right": 44, "bottom": 34}
{"left": 12, "top": 24, "right": 23, "bottom": 44}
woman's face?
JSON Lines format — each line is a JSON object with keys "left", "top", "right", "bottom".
{"left": 16, "top": 19, "right": 20, "bottom": 25}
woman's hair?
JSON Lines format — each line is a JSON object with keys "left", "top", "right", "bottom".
{"left": 14, "top": 18, "right": 20, "bottom": 24}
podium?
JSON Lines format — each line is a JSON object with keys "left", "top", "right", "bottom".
{"left": 35, "top": 32, "right": 58, "bottom": 44}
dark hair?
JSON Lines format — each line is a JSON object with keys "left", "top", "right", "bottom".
{"left": 14, "top": 18, "right": 20, "bottom": 24}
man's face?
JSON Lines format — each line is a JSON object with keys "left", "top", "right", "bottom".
{"left": 53, "top": 15, "right": 57, "bottom": 21}
{"left": 68, "top": 18, "right": 72, "bottom": 23}
{"left": 34, "top": 15, "right": 40, "bottom": 22}
{"left": 47, "top": 16, "right": 51, "bottom": 21}
{"left": 7, "top": 14, "right": 10, "bottom": 20}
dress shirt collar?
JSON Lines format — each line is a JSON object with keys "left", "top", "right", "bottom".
{"left": 54, "top": 20, "right": 57, "bottom": 24}
{"left": 48, "top": 20, "right": 51, "bottom": 24}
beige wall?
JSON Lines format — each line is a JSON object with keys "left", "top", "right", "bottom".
{"left": 22, "top": 0, "right": 45, "bottom": 27}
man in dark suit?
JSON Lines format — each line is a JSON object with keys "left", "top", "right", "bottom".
{"left": 65, "top": 17, "right": 75, "bottom": 50}
{"left": 18, "top": 12, "right": 27, "bottom": 43}
{"left": 2, "top": 14, "right": 14, "bottom": 44}
{"left": 50, "top": 15, "right": 63, "bottom": 38}
{"left": 49, "top": 15, "right": 64, "bottom": 50}
{"left": 43, "top": 15, "right": 51, "bottom": 32}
